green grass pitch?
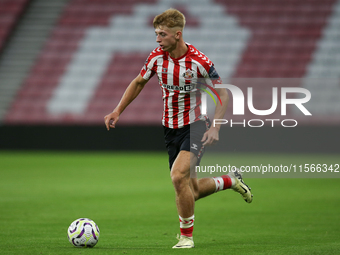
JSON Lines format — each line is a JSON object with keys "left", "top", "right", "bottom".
{"left": 1, "top": 151, "right": 339, "bottom": 255}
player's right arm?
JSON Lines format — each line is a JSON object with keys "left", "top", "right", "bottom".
{"left": 104, "top": 74, "right": 148, "bottom": 130}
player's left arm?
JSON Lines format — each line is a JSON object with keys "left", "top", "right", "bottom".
{"left": 201, "top": 87, "right": 229, "bottom": 146}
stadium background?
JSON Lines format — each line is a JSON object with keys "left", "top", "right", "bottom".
{"left": 0, "top": 1, "right": 339, "bottom": 254}
{"left": 0, "top": 0, "right": 339, "bottom": 152}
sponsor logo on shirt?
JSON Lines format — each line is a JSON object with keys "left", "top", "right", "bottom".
{"left": 161, "top": 83, "right": 195, "bottom": 92}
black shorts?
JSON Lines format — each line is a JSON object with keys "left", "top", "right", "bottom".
{"left": 163, "top": 120, "right": 210, "bottom": 170}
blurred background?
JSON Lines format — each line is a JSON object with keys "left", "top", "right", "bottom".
{"left": 0, "top": 0, "right": 339, "bottom": 152}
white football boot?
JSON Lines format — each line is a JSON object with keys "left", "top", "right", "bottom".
{"left": 229, "top": 169, "right": 253, "bottom": 203}
{"left": 172, "top": 235, "right": 195, "bottom": 248}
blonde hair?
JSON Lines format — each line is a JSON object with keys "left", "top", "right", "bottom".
{"left": 153, "top": 8, "right": 186, "bottom": 31}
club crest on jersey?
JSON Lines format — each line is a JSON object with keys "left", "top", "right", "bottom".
{"left": 182, "top": 69, "right": 195, "bottom": 79}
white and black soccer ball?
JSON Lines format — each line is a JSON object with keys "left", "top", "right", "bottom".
{"left": 67, "top": 218, "right": 100, "bottom": 248}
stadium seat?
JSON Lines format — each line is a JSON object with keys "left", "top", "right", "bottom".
{"left": 0, "top": 0, "right": 28, "bottom": 50}
{"left": 4, "top": 0, "right": 340, "bottom": 125}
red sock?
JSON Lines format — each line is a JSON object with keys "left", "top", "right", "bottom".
{"left": 213, "top": 175, "right": 232, "bottom": 192}
{"left": 180, "top": 226, "right": 194, "bottom": 237}
{"left": 179, "top": 215, "right": 194, "bottom": 237}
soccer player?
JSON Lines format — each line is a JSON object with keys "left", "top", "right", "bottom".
{"left": 104, "top": 8, "right": 253, "bottom": 248}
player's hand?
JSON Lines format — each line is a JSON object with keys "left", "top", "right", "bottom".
{"left": 104, "top": 111, "right": 120, "bottom": 130}
{"left": 201, "top": 127, "right": 219, "bottom": 146}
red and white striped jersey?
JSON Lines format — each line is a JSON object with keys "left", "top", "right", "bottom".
{"left": 140, "top": 43, "right": 221, "bottom": 129}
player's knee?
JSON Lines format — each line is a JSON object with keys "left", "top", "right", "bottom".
{"left": 170, "top": 169, "right": 189, "bottom": 191}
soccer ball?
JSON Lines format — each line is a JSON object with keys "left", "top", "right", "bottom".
{"left": 67, "top": 218, "right": 100, "bottom": 247}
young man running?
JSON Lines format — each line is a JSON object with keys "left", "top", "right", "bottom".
{"left": 104, "top": 8, "right": 253, "bottom": 248}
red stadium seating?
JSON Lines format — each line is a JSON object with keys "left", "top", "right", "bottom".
{"left": 215, "top": 0, "right": 336, "bottom": 78}
{"left": 6, "top": 0, "right": 159, "bottom": 125}
{"left": 0, "top": 0, "right": 29, "bottom": 51}
{"left": 4, "top": 0, "right": 340, "bottom": 125}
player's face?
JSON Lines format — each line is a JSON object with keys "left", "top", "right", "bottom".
{"left": 155, "top": 26, "right": 179, "bottom": 52}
